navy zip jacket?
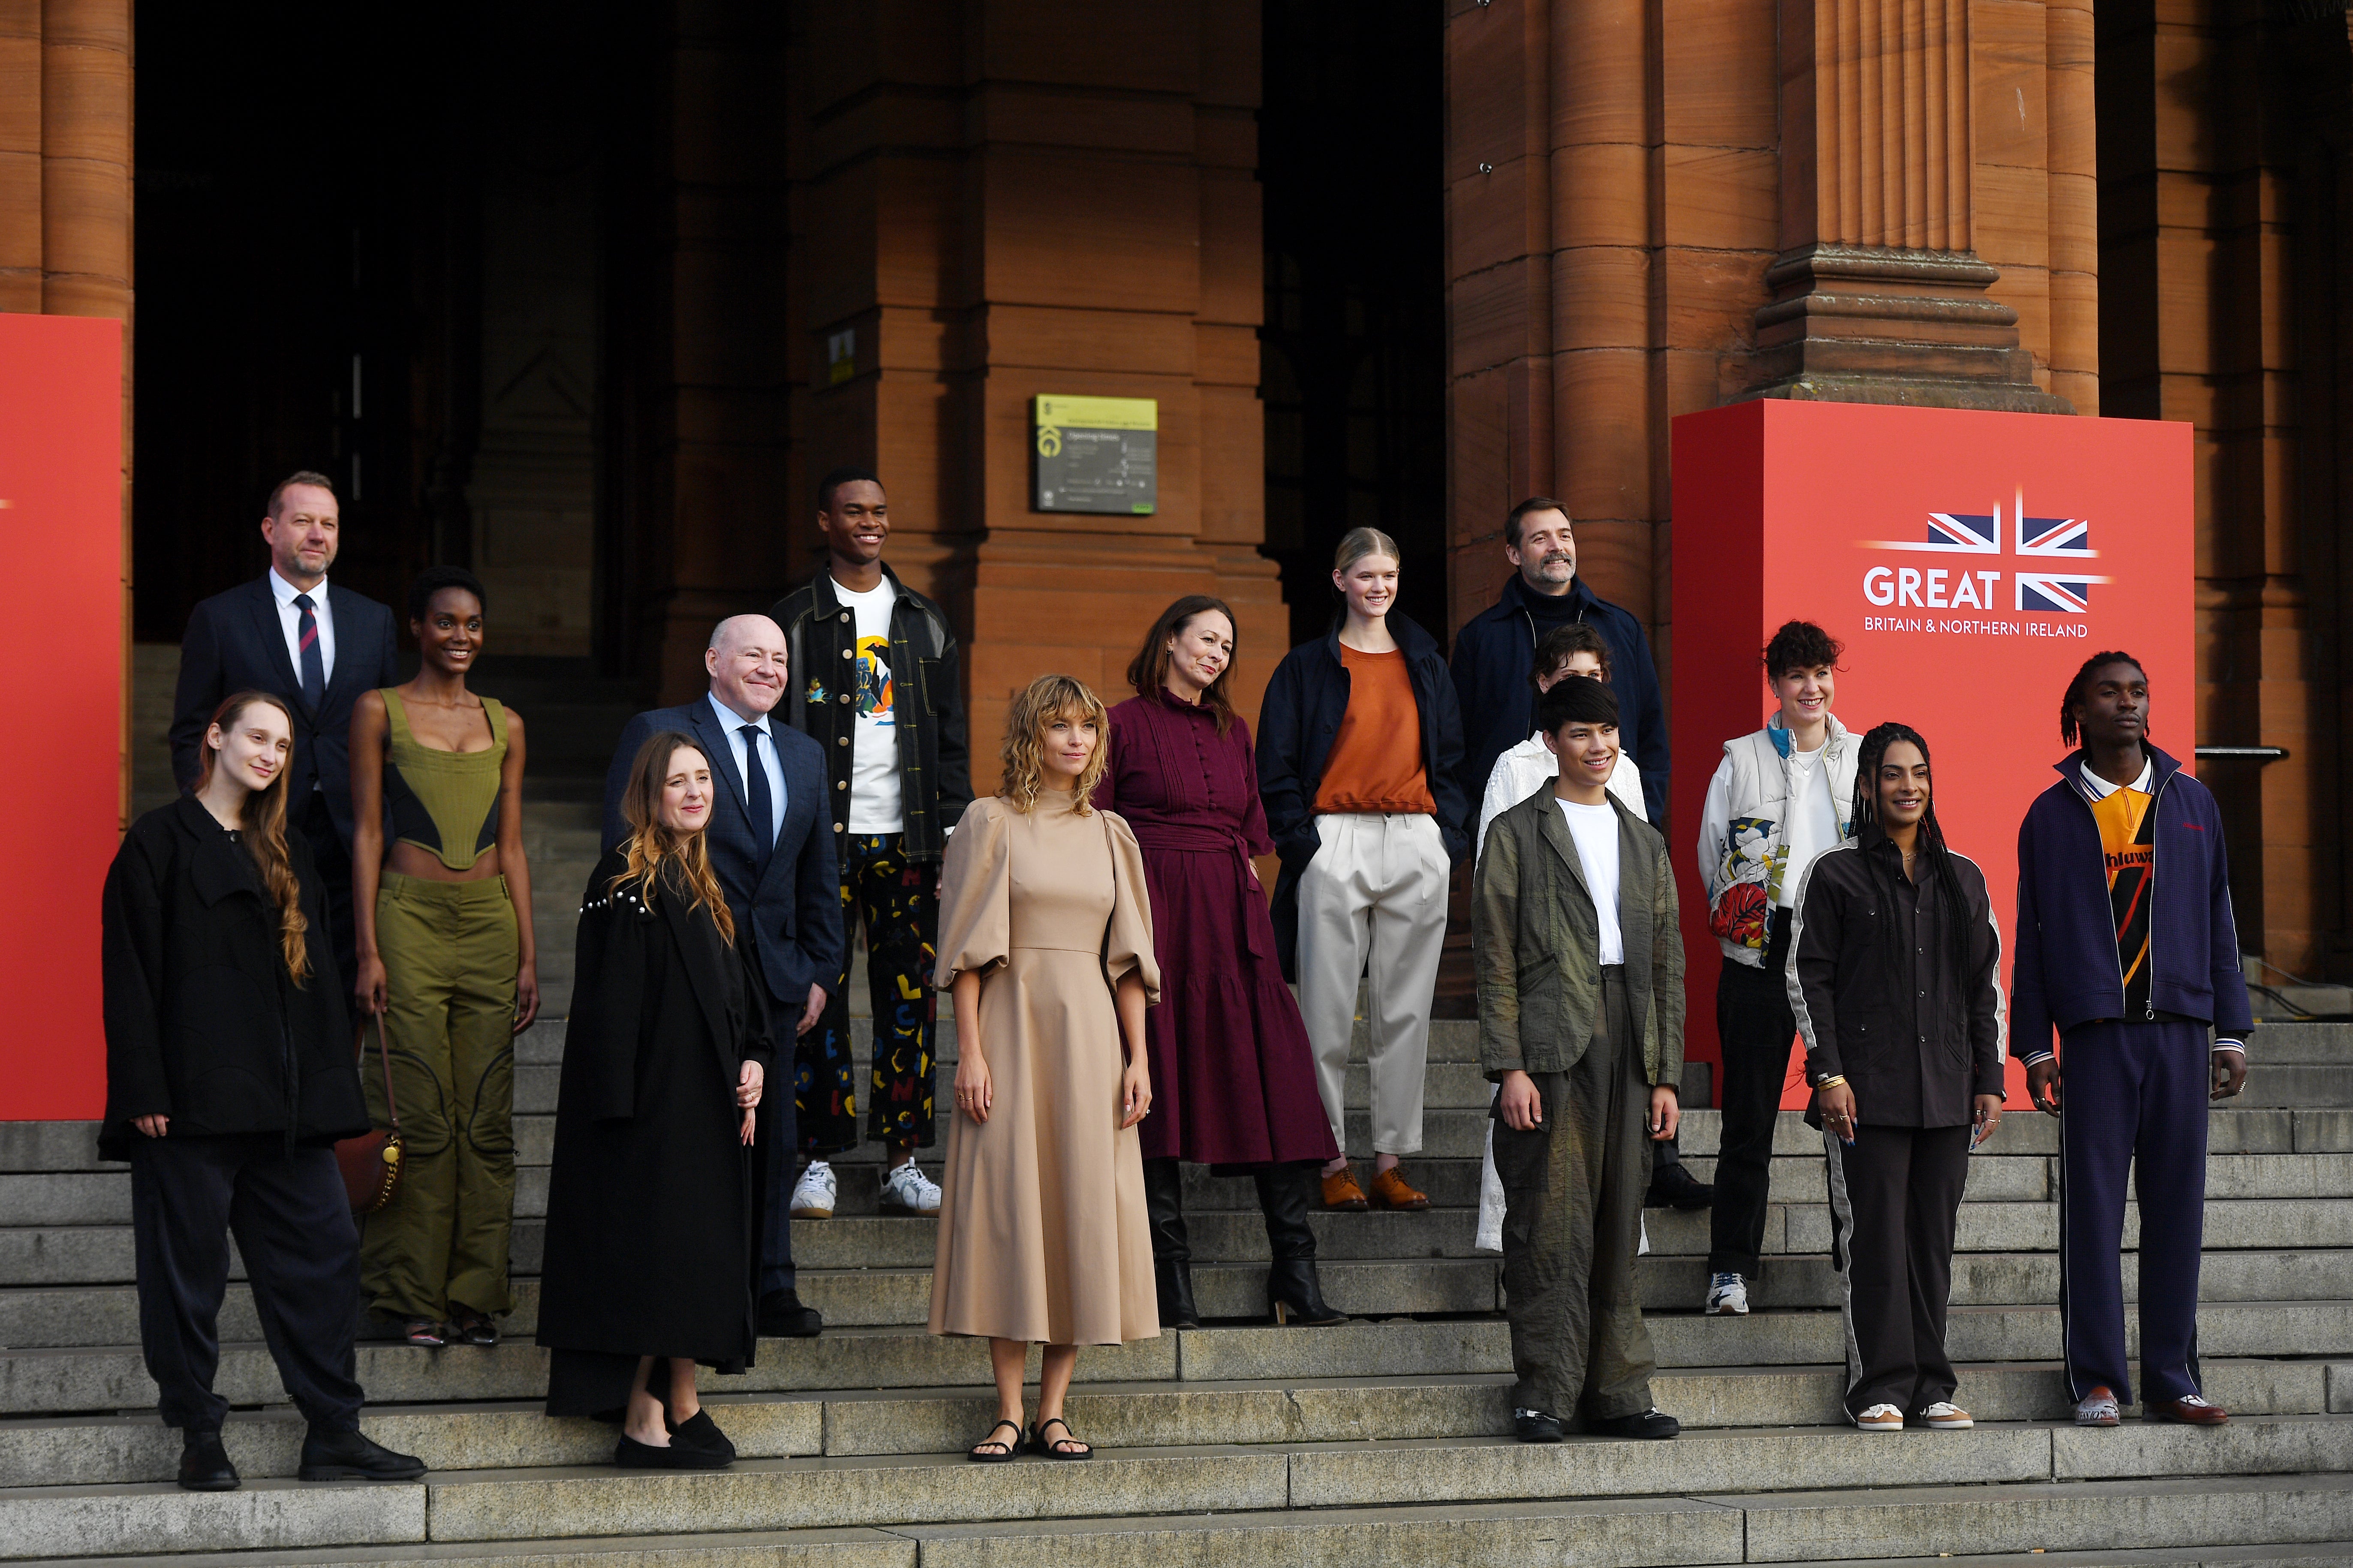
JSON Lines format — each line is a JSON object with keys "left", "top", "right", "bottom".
{"left": 1449, "top": 573, "right": 1669, "bottom": 823}
{"left": 1257, "top": 613, "right": 1469, "bottom": 979}
{"left": 2012, "top": 744, "right": 2254, "bottom": 1063}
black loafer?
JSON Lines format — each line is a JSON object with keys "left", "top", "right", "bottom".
{"left": 667, "top": 1408, "right": 736, "bottom": 1461}
{"left": 1512, "top": 1407, "right": 1564, "bottom": 1443}
{"left": 1645, "top": 1162, "right": 1714, "bottom": 1211}
{"left": 298, "top": 1425, "right": 427, "bottom": 1481}
{"left": 1592, "top": 1407, "right": 1681, "bottom": 1440}
{"left": 757, "top": 1289, "right": 824, "bottom": 1339}
{"left": 178, "top": 1428, "right": 239, "bottom": 1491}
{"left": 616, "top": 1433, "right": 730, "bottom": 1469}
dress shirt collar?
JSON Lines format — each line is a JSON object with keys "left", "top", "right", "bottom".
{"left": 708, "top": 691, "right": 773, "bottom": 736}
{"left": 269, "top": 567, "right": 328, "bottom": 609}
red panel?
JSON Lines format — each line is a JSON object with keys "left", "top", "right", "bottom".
{"left": 1672, "top": 400, "right": 2195, "bottom": 1111}
{"left": 0, "top": 313, "right": 123, "bottom": 1120}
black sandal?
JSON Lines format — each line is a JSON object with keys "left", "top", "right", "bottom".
{"left": 449, "top": 1310, "right": 498, "bottom": 1348}
{"left": 968, "top": 1418, "right": 1023, "bottom": 1463}
{"left": 1028, "top": 1415, "right": 1092, "bottom": 1460}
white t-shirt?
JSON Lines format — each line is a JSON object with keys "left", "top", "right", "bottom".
{"left": 1555, "top": 795, "right": 1624, "bottom": 966}
{"left": 1775, "top": 743, "right": 1839, "bottom": 909}
{"left": 835, "top": 577, "right": 904, "bottom": 834}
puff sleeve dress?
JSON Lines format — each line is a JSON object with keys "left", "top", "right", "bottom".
{"left": 927, "top": 789, "right": 1162, "bottom": 1345}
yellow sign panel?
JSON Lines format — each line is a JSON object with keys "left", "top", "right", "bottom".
{"left": 1033, "top": 394, "right": 1157, "bottom": 432}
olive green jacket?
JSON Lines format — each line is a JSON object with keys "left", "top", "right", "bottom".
{"left": 1471, "top": 785, "right": 1686, "bottom": 1088}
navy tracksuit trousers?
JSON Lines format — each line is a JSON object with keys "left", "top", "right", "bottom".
{"left": 2057, "top": 1018, "right": 2210, "bottom": 1405}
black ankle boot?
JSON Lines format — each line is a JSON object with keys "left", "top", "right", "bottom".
{"left": 1255, "top": 1163, "right": 1345, "bottom": 1325}
{"left": 1142, "top": 1158, "right": 1200, "bottom": 1328}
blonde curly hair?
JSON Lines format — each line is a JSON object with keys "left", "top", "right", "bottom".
{"left": 999, "top": 674, "right": 1110, "bottom": 813}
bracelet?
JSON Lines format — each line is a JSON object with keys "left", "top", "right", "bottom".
{"left": 1812, "top": 1074, "right": 1847, "bottom": 1090}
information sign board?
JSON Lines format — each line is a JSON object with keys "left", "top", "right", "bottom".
{"left": 1033, "top": 394, "right": 1156, "bottom": 514}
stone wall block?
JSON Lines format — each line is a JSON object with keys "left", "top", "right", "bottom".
{"left": 1551, "top": 245, "right": 1650, "bottom": 353}
{"left": 978, "top": 149, "right": 1199, "bottom": 313}
{"left": 37, "top": 151, "right": 123, "bottom": 298}
{"left": 1974, "top": 161, "right": 2054, "bottom": 272}
{"left": 1973, "top": 0, "right": 2051, "bottom": 171}
{"left": 1450, "top": 157, "right": 1549, "bottom": 280}
{"left": 1566, "top": 517, "right": 1655, "bottom": 626}
{"left": 1661, "top": 0, "right": 1779, "bottom": 147}
{"left": 1552, "top": 347, "right": 1652, "bottom": 524}
{"left": 0, "top": 148, "right": 38, "bottom": 277}
{"left": 1551, "top": 141, "right": 1650, "bottom": 250}
{"left": 1195, "top": 382, "right": 1266, "bottom": 546}
{"left": 1551, "top": 0, "right": 1649, "bottom": 145}
{"left": 976, "top": 0, "right": 1201, "bottom": 95}
{"left": 1195, "top": 0, "right": 1259, "bottom": 109}
{"left": 1447, "top": 0, "right": 1536, "bottom": 174}
{"left": 982, "top": 305, "right": 1194, "bottom": 376}
{"left": 1449, "top": 255, "right": 1554, "bottom": 378}
{"left": 36, "top": 0, "right": 125, "bottom": 51}
{"left": 1197, "top": 165, "right": 1261, "bottom": 327}
{"left": 1662, "top": 144, "right": 1780, "bottom": 252}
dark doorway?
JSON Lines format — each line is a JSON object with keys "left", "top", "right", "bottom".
{"left": 132, "top": 2, "right": 611, "bottom": 664}
{"left": 1259, "top": 0, "right": 1449, "bottom": 650}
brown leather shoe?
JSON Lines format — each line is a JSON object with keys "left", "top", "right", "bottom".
{"left": 1320, "top": 1166, "right": 1370, "bottom": 1211}
{"left": 2144, "top": 1395, "right": 2230, "bottom": 1425}
{"left": 1368, "top": 1166, "right": 1430, "bottom": 1211}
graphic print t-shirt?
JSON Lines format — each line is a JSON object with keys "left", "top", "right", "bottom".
{"left": 2081, "top": 758, "right": 2156, "bottom": 1019}
{"left": 836, "top": 576, "right": 903, "bottom": 833}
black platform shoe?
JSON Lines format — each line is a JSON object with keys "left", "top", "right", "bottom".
{"left": 1645, "top": 1159, "right": 1714, "bottom": 1211}
{"left": 667, "top": 1408, "right": 736, "bottom": 1462}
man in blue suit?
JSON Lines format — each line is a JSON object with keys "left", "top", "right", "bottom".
{"left": 603, "top": 613, "right": 843, "bottom": 1338}
{"left": 170, "top": 472, "right": 401, "bottom": 1000}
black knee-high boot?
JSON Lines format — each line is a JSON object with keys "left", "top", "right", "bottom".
{"left": 1255, "top": 1162, "right": 1345, "bottom": 1325}
{"left": 1142, "top": 1158, "right": 1199, "bottom": 1329}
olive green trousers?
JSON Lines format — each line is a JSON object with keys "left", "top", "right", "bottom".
{"left": 1492, "top": 965, "right": 1659, "bottom": 1425}
{"left": 360, "top": 872, "right": 518, "bottom": 1321}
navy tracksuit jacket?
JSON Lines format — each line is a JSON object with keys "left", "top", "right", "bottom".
{"left": 2013, "top": 744, "right": 2254, "bottom": 1404}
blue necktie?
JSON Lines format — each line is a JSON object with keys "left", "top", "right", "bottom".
{"left": 293, "top": 593, "right": 326, "bottom": 711}
{"left": 740, "top": 724, "right": 774, "bottom": 875}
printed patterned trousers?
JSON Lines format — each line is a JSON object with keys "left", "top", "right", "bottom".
{"left": 797, "top": 833, "right": 940, "bottom": 1154}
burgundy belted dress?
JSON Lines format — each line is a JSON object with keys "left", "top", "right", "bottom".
{"left": 1094, "top": 689, "right": 1339, "bottom": 1168}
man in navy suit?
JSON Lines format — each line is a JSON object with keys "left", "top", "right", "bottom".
{"left": 603, "top": 613, "right": 843, "bottom": 1338}
{"left": 170, "top": 472, "right": 401, "bottom": 1000}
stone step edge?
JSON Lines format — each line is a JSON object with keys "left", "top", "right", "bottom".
{"left": 27, "top": 1531, "right": 2353, "bottom": 1568}
{"left": 0, "top": 1356, "right": 2330, "bottom": 1434}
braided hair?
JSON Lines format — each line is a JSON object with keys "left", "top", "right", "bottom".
{"left": 2058, "top": 650, "right": 2148, "bottom": 746}
{"left": 1847, "top": 722, "right": 1975, "bottom": 1004}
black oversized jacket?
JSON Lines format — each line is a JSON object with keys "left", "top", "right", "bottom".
{"left": 99, "top": 795, "right": 368, "bottom": 1162}
{"left": 1786, "top": 824, "right": 2007, "bottom": 1128}
{"left": 768, "top": 563, "right": 973, "bottom": 865}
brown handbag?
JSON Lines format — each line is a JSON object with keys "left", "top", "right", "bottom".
{"left": 336, "top": 1015, "right": 405, "bottom": 1215}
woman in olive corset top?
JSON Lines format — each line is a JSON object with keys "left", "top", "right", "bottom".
{"left": 349, "top": 566, "right": 539, "bottom": 1349}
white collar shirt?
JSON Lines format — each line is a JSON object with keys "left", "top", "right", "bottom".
{"left": 709, "top": 692, "right": 787, "bottom": 848}
{"left": 267, "top": 568, "right": 336, "bottom": 683}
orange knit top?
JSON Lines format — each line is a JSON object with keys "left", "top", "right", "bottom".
{"left": 1313, "top": 645, "right": 1436, "bottom": 816}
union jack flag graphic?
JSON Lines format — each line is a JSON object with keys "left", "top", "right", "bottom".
{"left": 1866, "top": 490, "right": 2108, "bottom": 613}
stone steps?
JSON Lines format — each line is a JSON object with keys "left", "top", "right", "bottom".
{"left": 6, "top": 1301, "right": 2349, "bottom": 1418}
{"left": 6, "top": 1425, "right": 2352, "bottom": 1564}
{"left": 5, "top": 1356, "right": 2347, "bottom": 1487}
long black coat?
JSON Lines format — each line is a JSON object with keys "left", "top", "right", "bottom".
{"left": 537, "top": 851, "right": 776, "bottom": 1374}
{"left": 99, "top": 796, "right": 367, "bottom": 1162}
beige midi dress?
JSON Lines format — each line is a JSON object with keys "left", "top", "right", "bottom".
{"left": 928, "top": 789, "right": 1162, "bottom": 1345}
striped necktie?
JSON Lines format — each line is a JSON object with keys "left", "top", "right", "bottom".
{"left": 293, "top": 592, "right": 326, "bottom": 710}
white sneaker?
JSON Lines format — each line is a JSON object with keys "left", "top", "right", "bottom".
{"left": 1704, "top": 1272, "right": 1749, "bottom": 1315}
{"left": 790, "top": 1160, "right": 837, "bottom": 1219}
{"left": 1853, "top": 1403, "right": 1905, "bottom": 1431}
{"left": 1922, "top": 1401, "right": 1973, "bottom": 1429}
{"left": 879, "top": 1161, "right": 942, "bottom": 1215}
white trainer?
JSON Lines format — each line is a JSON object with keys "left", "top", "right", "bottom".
{"left": 1704, "top": 1272, "right": 1749, "bottom": 1315}
{"left": 1922, "top": 1401, "right": 1974, "bottom": 1429}
{"left": 880, "top": 1161, "right": 942, "bottom": 1215}
{"left": 790, "top": 1160, "right": 838, "bottom": 1219}
{"left": 1853, "top": 1403, "right": 1905, "bottom": 1431}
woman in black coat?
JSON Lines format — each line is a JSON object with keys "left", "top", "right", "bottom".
{"left": 537, "top": 731, "right": 774, "bottom": 1469}
{"left": 102, "top": 690, "right": 421, "bottom": 1490}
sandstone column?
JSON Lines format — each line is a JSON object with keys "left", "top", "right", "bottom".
{"left": 1748, "top": 0, "right": 2068, "bottom": 411}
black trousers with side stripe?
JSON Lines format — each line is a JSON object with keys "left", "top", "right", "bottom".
{"left": 1823, "top": 1120, "right": 1971, "bottom": 1419}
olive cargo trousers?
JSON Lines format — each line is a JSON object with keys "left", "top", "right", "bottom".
{"left": 360, "top": 872, "right": 519, "bottom": 1321}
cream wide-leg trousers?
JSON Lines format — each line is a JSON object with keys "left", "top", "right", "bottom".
{"left": 1296, "top": 811, "right": 1450, "bottom": 1157}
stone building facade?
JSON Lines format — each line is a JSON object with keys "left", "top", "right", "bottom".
{"left": 4, "top": 0, "right": 2351, "bottom": 977}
